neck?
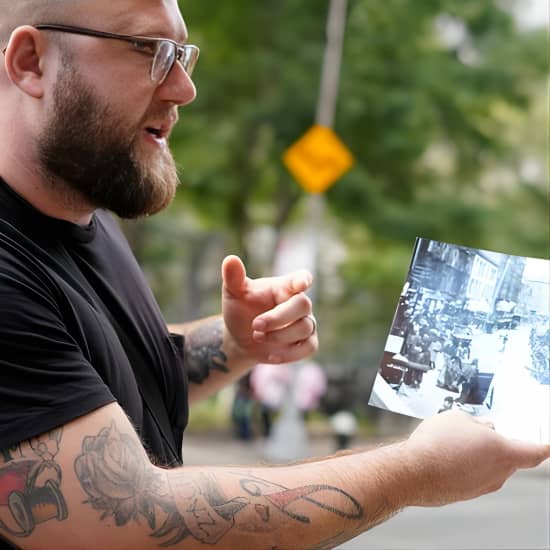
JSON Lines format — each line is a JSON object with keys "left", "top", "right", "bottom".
{"left": 0, "top": 150, "right": 95, "bottom": 226}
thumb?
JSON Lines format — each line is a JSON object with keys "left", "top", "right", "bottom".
{"left": 510, "top": 441, "right": 550, "bottom": 470}
{"left": 222, "top": 255, "right": 247, "bottom": 298}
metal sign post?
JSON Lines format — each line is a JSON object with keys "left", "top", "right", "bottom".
{"left": 265, "top": 0, "right": 349, "bottom": 462}
{"left": 308, "top": 0, "right": 349, "bottom": 280}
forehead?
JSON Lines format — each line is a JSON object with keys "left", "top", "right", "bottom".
{"left": 76, "top": 0, "right": 188, "bottom": 41}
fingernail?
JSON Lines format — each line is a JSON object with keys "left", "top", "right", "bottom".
{"left": 253, "top": 319, "right": 267, "bottom": 332}
{"left": 253, "top": 331, "right": 266, "bottom": 343}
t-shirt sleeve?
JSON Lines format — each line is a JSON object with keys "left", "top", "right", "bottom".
{"left": 0, "top": 272, "right": 116, "bottom": 450}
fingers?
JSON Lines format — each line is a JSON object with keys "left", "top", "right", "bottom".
{"left": 420, "top": 412, "right": 550, "bottom": 472}
{"left": 253, "top": 313, "right": 314, "bottom": 345}
{"left": 222, "top": 255, "right": 313, "bottom": 302}
{"left": 271, "top": 270, "right": 314, "bottom": 304}
{"left": 509, "top": 441, "right": 550, "bottom": 469}
{"left": 221, "top": 255, "right": 247, "bottom": 298}
{"left": 272, "top": 336, "right": 319, "bottom": 364}
{"left": 252, "top": 292, "right": 312, "bottom": 337}
{"left": 251, "top": 293, "right": 317, "bottom": 363}
{"left": 472, "top": 416, "right": 550, "bottom": 468}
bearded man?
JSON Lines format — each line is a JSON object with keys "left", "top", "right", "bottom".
{"left": 0, "top": 2, "right": 548, "bottom": 549}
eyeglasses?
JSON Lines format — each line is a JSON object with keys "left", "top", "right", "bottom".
{"left": 32, "top": 24, "right": 199, "bottom": 85}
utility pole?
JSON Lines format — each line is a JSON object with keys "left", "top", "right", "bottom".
{"left": 265, "top": 0, "right": 349, "bottom": 461}
{"left": 317, "top": 0, "right": 348, "bottom": 130}
{"left": 306, "top": 0, "right": 349, "bottom": 302}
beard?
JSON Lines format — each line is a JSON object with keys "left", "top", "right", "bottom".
{"left": 38, "top": 59, "right": 180, "bottom": 219}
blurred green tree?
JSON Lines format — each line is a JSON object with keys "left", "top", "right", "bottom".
{"left": 128, "top": 0, "right": 548, "bottom": 388}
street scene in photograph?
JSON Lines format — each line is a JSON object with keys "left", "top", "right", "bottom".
{"left": 369, "top": 238, "right": 550, "bottom": 444}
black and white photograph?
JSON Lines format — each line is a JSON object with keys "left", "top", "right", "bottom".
{"left": 369, "top": 238, "right": 550, "bottom": 444}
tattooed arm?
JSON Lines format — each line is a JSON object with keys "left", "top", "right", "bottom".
{"left": 169, "top": 256, "right": 319, "bottom": 404}
{"left": 168, "top": 315, "right": 251, "bottom": 404}
{"left": 2, "top": 404, "right": 549, "bottom": 550}
{"left": 0, "top": 403, "right": 374, "bottom": 550}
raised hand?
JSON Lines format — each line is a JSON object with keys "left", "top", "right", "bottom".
{"left": 221, "top": 255, "right": 318, "bottom": 364}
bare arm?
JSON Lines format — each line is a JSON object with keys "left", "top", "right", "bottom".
{"left": 2, "top": 406, "right": 548, "bottom": 550}
{"left": 168, "top": 316, "right": 253, "bottom": 404}
{"left": 0, "top": 403, "right": 392, "bottom": 549}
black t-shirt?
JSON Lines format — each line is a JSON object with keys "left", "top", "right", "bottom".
{"left": 0, "top": 177, "right": 189, "bottom": 467}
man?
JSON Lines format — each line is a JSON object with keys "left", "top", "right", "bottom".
{"left": 0, "top": 1, "right": 548, "bottom": 549}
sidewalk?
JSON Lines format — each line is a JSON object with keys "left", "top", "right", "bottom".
{"left": 182, "top": 430, "right": 363, "bottom": 465}
{"left": 182, "top": 430, "right": 550, "bottom": 478}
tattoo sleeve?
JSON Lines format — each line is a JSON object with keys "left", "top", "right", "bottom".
{"left": 2, "top": 422, "right": 370, "bottom": 547}
{"left": 183, "top": 318, "right": 229, "bottom": 384}
{"left": 73, "top": 423, "right": 366, "bottom": 548}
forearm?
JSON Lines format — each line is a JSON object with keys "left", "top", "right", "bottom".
{"left": 168, "top": 316, "right": 256, "bottom": 405}
{"left": 5, "top": 406, "right": 546, "bottom": 550}
{"left": 155, "top": 444, "right": 406, "bottom": 549}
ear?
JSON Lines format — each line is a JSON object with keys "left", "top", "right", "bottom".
{"left": 3, "top": 26, "right": 47, "bottom": 99}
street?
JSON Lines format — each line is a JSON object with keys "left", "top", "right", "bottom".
{"left": 343, "top": 465, "right": 549, "bottom": 550}
{"left": 182, "top": 432, "right": 550, "bottom": 549}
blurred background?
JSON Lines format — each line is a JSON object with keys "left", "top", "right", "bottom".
{"left": 121, "top": 0, "right": 548, "bottom": 439}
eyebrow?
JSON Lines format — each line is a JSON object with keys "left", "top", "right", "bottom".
{"left": 135, "top": 30, "right": 188, "bottom": 43}
{"left": 119, "top": 22, "right": 188, "bottom": 44}
{"left": 108, "top": 16, "right": 188, "bottom": 44}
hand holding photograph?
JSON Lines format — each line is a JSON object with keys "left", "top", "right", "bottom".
{"left": 369, "top": 238, "right": 550, "bottom": 444}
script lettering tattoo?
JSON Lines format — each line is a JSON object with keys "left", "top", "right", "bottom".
{"left": 0, "top": 429, "right": 67, "bottom": 539}
{"left": 184, "top": 318, "right": 229, "bottom": 383}
{"left": 157, "top": 472, "right": 248, "bottom": 545}
{"left": 238, "top": 474, "right": 364, "bottom": 525}
{"left": 158, "top": 473, "right": 363, "bottom": 546}
{"left": 75, "top": 424, "right": 365, "bottom": 547}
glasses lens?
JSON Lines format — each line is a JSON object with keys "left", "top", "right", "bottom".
{"left": 151, "top": 40, "right": 175, "bottom": 84}
{"left": 180, "top": 45, "right": 199, "bottom": 77}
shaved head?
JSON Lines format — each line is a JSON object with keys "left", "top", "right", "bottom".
{"left": 0, "top": 0, "right": 188, "bottom": 91}
{"left": 0, "top": 1, "right": 82, "bottom": 45}
{"left": 0, "top": 0, "right": 186, "bottom": 46}
{"left": 0, "top": 0, "right": 191, "bottom": 220}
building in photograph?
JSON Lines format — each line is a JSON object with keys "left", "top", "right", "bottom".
{"left": 409, "top": 240, "right": 472, "bottom": 299}
{"left": 521, "top": 276, "right": 550, "bottom": 317}
{"left": 465, "top": 251, "right": 499, "bottom": 308}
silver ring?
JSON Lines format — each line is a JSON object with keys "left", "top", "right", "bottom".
{"left": 306, "top": 314, "right": 317, "bottom": 336}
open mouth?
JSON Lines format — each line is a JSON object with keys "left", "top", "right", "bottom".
{"left": 146, "top": 127, "right": 163, "bottom": 138}
{"left": 144, "top": 127, "right": 168, "bottom": 147}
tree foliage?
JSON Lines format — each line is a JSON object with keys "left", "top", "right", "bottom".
{"left": 132, "top": 0, "right": 548, "bottom": 383}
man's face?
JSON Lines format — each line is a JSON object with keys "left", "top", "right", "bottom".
{"left": 38, "top": 52, "right": 180, "bottom": 219}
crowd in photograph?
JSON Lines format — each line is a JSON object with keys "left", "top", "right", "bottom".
{"left": 386, "top": 286, "right": 549, "bottom": 407}
{"left": 528, "top": 321, "right": 550, "bottom": 385}
{"left": 394, "top": 307, "right": 480, "bottom": 402}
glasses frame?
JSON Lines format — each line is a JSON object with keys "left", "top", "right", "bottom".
{"left": 3, "top": 23, "right": 199, "bottom": 84}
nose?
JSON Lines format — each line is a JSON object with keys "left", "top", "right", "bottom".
{"left": 156, "top": 61, "right": 197, "bottom": 106}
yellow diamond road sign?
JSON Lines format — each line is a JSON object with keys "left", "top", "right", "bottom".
{"left": 283, "top": 125, "right": 354, "bottom": 194}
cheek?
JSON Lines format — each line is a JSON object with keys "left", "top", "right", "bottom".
{"left": 83, "top": 71, "right": 154, "bottom": 127}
